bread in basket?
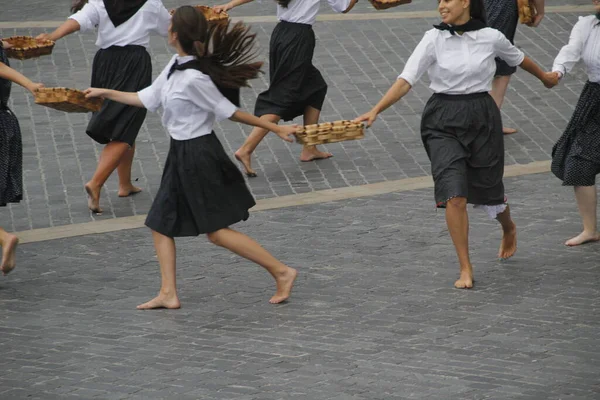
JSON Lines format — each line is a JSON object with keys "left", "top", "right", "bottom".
{"left": 3, "top": 36, "right": 55, "bottom": 60}
{"left": 369, "top": 0, "right": 412, "bottom": 10}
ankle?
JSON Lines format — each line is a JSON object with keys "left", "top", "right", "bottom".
{"left": 159, "top": 288, "right": 177, "bottom": 297}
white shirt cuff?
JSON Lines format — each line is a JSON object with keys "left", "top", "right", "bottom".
{"left": 138, "top": 87, "right": 160, "bottom": 113}
{"left": 397, "top": 74, "right": 415, "bottom": 87}
{"left": 69, "top": 14, "right": 92, "bottom": 33}
{"left": 214, "top": 98, "right": 237, "bottom": 121}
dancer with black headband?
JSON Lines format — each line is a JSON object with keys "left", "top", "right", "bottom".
{"left": 0, "top": 40, "right": 44, "bottom": 275}
{"left": 355, "top": 0, "right": 558, "bottom": 289}
{"left": 550, "top": 1, "right": 600, "bottom": 247}
{"left": 484, "top": 0, "right": 545, "bottom": 135}
{"left": 85, "top": 6, "right": 299, "bottom": 309}
{"left": 37, "top": 0, "right": 171, "bottom": 213}
{"left": 213, "top": 0, "right": 358, "bottom": 177}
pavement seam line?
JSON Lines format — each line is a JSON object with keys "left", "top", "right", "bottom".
{"left": 0, "top": 5, "right": 594, "bottom": 29}
{"left": 15, "top": 160, "right": 551, "bottom": 244}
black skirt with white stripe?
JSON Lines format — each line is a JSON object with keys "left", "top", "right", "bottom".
{"left": 551, "top": 81, "right": 600, "bottom": 186}
{"left": 421, "top": 92, "right": 506, "bottom": 207}
{"left": 145, "top": 133, "right": 256, "bottom": 238}
{"left": 254, "top": 21, "right": 328, "bottom": 121}
{"left": 87, "top": 45, "right": 152, "bottom": 146}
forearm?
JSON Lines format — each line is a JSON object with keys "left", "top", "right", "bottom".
{"left": 230, "top": 110, "right": 282, "bottom": 133}
{"left": 343, "top": 0, "right": 359, "bottom": 13}
{"left": 48, "top": 19, "right": 81, "bottom": 41}
{"left": 226, "top": 0, "right": 254, "bottom": 9}
{"left": 0, "top": 63, "right": 35, "bottom": 92}
{"left": 101, "top": 89, "right": 145, "bottom": 108}
{"left": 372, "top": 78, "right": 412, "bottom": 114}
{"left": 519, "top": 56, "right": 546, "bottom": 82}
{"left": 532, "top": 0, "right": 545, "bottom": 15}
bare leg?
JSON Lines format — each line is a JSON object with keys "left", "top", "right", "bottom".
{"left": 0, "top": 228, "right": 19, "bottom": 275}
{"left": 117, "top": 144, "right": 142, "bottom": 197}
{"left": 496, "top": 205, "right": 518, "bottom": 260}
{"left": 445, "top": 197, "right": 473, "bottom": 289}
{"left": 207, "top": 228, "right": 297, "bottom": 303}
{"left": 234, "top": 114, "right": 281, "bottom": 177}
{"left": 490, "top": 75, "right": 517, "bottom": 135}
{"left": 566, "top": 185, "right": 600, "bottom": 246}
{"left": 137, "top": 230, "right": 181, "bottom": 310}
{"left": 85, "top": 141, "right": 130, "bottom": 213}
{"left": 299, "top": 106, "right": 333, "bottom": 162}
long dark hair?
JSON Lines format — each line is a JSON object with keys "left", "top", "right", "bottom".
{"left": 171, "top": 6, "right": 263, "bottom": 89}
{"left": 275, "top": 0, "right": 292, "bottom": 7}
{"left": 71, "top": 0, "right": 88, "bottom": 13}
{"left": 468, "top": 0, "right": 488, "bottom": 24}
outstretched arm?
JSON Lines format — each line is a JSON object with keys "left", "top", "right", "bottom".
{"left": 37, "top": 19, "right": 81, "bottom": 42}
{"left": 230, "top": 110, "right": 297, "bottom": 142}
{"left": 342, "top": 0, "right": 359, "bottom": 13}
{"left": 354, "top": 78, "right": 412, "bottom": 127}
{"left": 213, "top": 0, "right": 254, "bottom": 13}
{"left": 0, "top": 62, "right": 44, "bottom": 94}
{"left": 519, "top": 56, "right": 559, "bottom": 88}
{"left": 84, "top": 88, "right": 145, "bottom": 108}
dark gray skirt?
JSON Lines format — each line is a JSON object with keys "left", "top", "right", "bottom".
{"left": 87, "top": 45, "right": 152, "bottom": 146}
{"left": 145, "top": 133, "right": 256, "bottom": 238}
{"left": 551, "top": 81, "right": 600, "bottom": 186}
{"left": 254, "top": 21, "right": 327, "bottom": 121}
{"left": 484, "top": 0, "right": 519, "bottom": 76}
{"left": 0, "top": 106, "right": 22, "bottom": 207}
{"left": 421, "top": 92, "right": 506, "bottom": 207}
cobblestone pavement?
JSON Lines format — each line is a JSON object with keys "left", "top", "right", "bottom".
{"left": 0, "top": 3, "right": 595, "bottom": 231}
{"left": 1, "top": 172, "right": 599, "bottom": 399}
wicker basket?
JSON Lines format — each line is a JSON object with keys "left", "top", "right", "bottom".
{"left": 369, "top": 0, "right": 412, "bottom": 10}
{"left": 170, "top": 5, "right": 229, "bottom": 23}
{"left": 34, "top": 88, "right": 103, "bottom": 113}
{"left": 295, "top": 121, "right": 365, "bottom": 147}
{"left": 517, "top": 0, "right": 535, "bottom": 24}
{"left": 4, "top": 36, "right": 55, "bottom": 60}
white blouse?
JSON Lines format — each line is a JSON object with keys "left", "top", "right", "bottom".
{"left": 398, "top": 28, "right": 525, "bottom": 94}
{"left": 69, "top": 0, "right": 170, "bottom": 49}
{"left": 277, "top": 0, "right": 352, "bottom": 25}
{"left": 552, "top": 15, "right": 600, "bottom": 83}
{"left": 138, "top": 55, "right": 238, "bottom": 141}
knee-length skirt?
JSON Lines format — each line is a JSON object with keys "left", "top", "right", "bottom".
{"left": 87, "top": 45, "right": 152, "bottom": 146}
{"left": 484, "top": 0, "right": 519, "bottom": 76}
{"left": 0, "top": 106, "right": 22, "bottom": 207}
{"left": 254, "top": 21, "right": 328, "bottom": 122}
{"left": 551, "top": 81, "right": 600, "bottom": 186}
{"left": 145, "top": 133, "right": 257, "bottom": 238}
{"left": 421, "top": 92, "right": 506, "bottom": 207}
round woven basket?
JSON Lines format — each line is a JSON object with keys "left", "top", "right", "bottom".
{"left": 34, "top": 88, "right": 103, "bottom": 113}
{"left": 4, "top": 36, "right": 55, "bottom": 60}
{"left": 296, "top": 120, "right": 365, "bottom": 147}
{"left": 170, "top": 5, "right": 229, "bottom": 23}
{"left": 517, "top": 0, "right": 534, "bottom": 24}
{"left": 368, "top": 0, "right": 412, "bottom": 10}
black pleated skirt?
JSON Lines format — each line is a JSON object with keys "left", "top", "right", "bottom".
{"left": 254, "top": 21, "right": 328, "bottom": 121}
{"left": 421, "top": 92, "right": 506, "bottom": 207}
{"left": 484, "top": 0, "right": 519, "bottom": 76}
{"left": 0, "top": 106, "right": 22, "bottom": 207}
{"left": 145, "top": 133, "right": 257, "bottom": 238}
{"left": 87, "top": 45, "right": 152, "bottom": 146}
{"left": 551, "top": 81, "right": 600, "bottom": 186}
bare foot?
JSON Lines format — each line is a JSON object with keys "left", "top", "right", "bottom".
{"left": 234, "top": 150, "right": 257, "bottom": 178}
{"left": 84, "top": 183, "right": 102, "bottom": 214}
{"left": 270, "top": 267, "right": 298, "bottom": 304}
{"left": 498, "top": 222, "right": 517, "bottom": 260}
{"left": 454, "top": 266, "right": 473, "bottom": 289}
{"left": 565, "top": 231, "right": 600, "bottom": 247}
{"left": 503, "top": 127, "right": 517, "bottom": 135}
{"left": 118, "top": 185, "right": 142, "bottom": 197}
{"left": 1, "top": 234, "right": 19, "bottom": 276}
{"left": 137, "top": 293, "right": 181, "bottom": 310}
{"left": 300, "top": 147, "right": 333, "bottom": 163}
